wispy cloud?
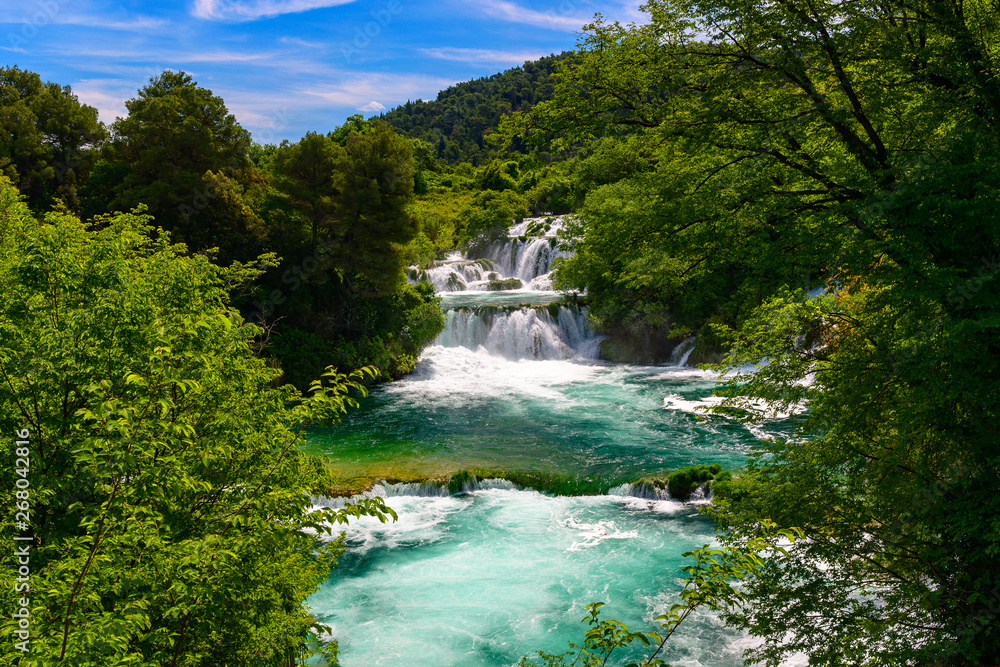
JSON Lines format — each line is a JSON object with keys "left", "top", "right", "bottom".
{"left": 54, "top": 15, "right": 169, "bottom": 31}
{"left": 478, "top": 0, "right": 590, "bottom": 32}
{"left": 46, "top": 46, "right": 284, "bottom": 66}
{"left": 304, "top": 73, "right": 457, "bottom": 108}
{"left": 419, "top": 47, "right": 547, "bottom": 66}
{"left": 71, "top": 79, "right": 134, "bottom": 124}
{"left": 192, "top": 0, "right": 357, "bottom": 22}
{"left": 279, "top": 36, "right": 327, "bottom": 49}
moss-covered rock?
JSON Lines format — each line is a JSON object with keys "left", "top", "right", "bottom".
{"left": 666, "top": 463, "right": 724, "bottom": 500}
{"left": 447, "top": 470, "right": 476, "bottom": 494}
{"left": 486, "top": 278, "right": 523, "bottom": 291}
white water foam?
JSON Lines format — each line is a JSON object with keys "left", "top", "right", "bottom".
{"left": 436, "top": 305, "right": 601, "bottom": 361}
{"left": 393, "top": 350, "right": 608, "bottom": 417}
{"left": 663, "top": 393, "right": 807, "bottom": 420}
{"left": 311, "top": 487, "right": 750, "bottom": 667}
{"left": 562, "top": 515, "right": 639, "bottom": 551}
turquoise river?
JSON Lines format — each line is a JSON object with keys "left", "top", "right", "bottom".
{"left": 303, "top": 218, "right": 798, "bottom": 666}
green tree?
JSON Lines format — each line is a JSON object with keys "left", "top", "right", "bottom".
{"left": 509, "top": 0, "right": 1000, "bottom": 663}
{"left": 100, "top": 71, "right": 258, "bottom": 256}
{"left": 0, "top": 67, "right": 105, "bottom": 213}
{"left": 0, "top": 176, "right": 394, "bottom": 664}
{"left": 270, "top": 132, "right": 345, "bottom": 245}
{"left": 461, "top": 189, "right": 529, "bottom": 241}
{"left": 331, "top": 119, "right": 417, "bottom": 288}
{"left": 251, "top": 119, "right": 440, "bottom": 386}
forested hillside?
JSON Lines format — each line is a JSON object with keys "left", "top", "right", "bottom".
{"left": 381, "top": 53, "right": 568, "bottom": 163}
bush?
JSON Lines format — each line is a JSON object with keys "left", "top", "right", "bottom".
{"left": 666, "top": 464, "right": 726, "bottom": 500}
{"left": 448, "top": 470, "right": 476, "bottom": 494}
{"left": 0, "top": 187, "right": 394, "bottom": 663}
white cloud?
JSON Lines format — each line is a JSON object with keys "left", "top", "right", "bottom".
{"left": 478, "top": 0, "right": 590, "bottom": 31}
{"left": 419, "top": 47, "right": 547, "bottom": 66}
{"left": 54, "top": 15, "right": 169, "bottom": 31}
{"left": 305, "top": 73, "right": 458, "bottom": 109}
{"left": 47, "top": 46, "right": 282, "bottom": 66}
{"left": 279, "top": 36, "right": 327, "bottom": 49}
{"left": 192, "top": 0, "right": 357, "bottom": 22}
{"left": 358, "top": 100, "right": 385, "bottom": 112}
{"left": 71, "top": 79, "right": 133, "bottom": 124}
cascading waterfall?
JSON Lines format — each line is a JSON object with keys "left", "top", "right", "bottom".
{"left": 670, "top": 336, "right": 697, "bottom": 367}
{"left": 483, "top": 236, "right": 570, "bottom": 286}
{"left": 412, "top": 215, "right": 572, "bottom": 293}
{"left": 435, "top": 304, "right": 599, "bottom": 360}
{"left": 606, "top": 481, "right": 713, "bottom": 502}
{"left": 312, "top": 477, "right": 521, "bottom": 508}
{"left": 409, "top": 215, "right": 603, "bottom": 360}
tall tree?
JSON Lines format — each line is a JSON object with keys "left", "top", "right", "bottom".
{"left": 256, "top": 118, "right": 437, "bottom": 386}
{"left": 0, "top": 67, "right": 105, "bottom": 212}
{"left": 101, "top": 70, "right": 259, "bottom": 256}
{"left": 332, "top": 119, "right": 417, "bottom": 289}
{"left": 270, "top": 131, "right": 344, "bottom": 245}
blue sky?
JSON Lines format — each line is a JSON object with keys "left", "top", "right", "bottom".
{"left": 2, "top": 0, "right": 644, "bottom": 143}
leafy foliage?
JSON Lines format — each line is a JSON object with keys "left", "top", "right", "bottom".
{"left": 509, "top": 0, "right": 1000, "bottom": 663}
{"left": 381, "top": 54, "right": 569, "bottom": 163}
{"left": 0, "top": 67, "right": 105, "bottom": 213}
{"left": 0, "top": 181, "right": 395, "bottom": 664}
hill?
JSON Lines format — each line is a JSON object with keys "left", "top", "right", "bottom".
{"left": 380, "top": 52, "right": 570, "bottom": 164}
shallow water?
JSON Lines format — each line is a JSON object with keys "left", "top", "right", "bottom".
{"left": 307, "top": 219, "right": 795, "bottom": 665}
{"left": 310, "top": 489, "right": 753, "bottom": 667}
{"left": 305, "top": 347, "right": 785, "bottom": 483}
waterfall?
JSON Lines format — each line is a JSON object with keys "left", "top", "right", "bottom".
{"left": 483, "top": 237, "right": 571, "bottom": 285}
{"left": 420, "top": 256, "right": 499, "bottom": 292}
{"left": 435, "top": 304, "right": 600, "bottom": 360}
{"left": 606, "top": 481, "right": 712, "bottom": 503}
{"left": 312, "top": 478, "right": 522, "bottom": 505}
{"left": 312, "top": 481, "right": 449, "bottom": 508}
{"left": 606, "top": 482, "right": 672, "bottom": 500}
{"left": 671, "top": 336, "right": 697, "bottom": 367}
{"left": 453, "top": 477, "right": 519, "bottom": 494}
{"left": 410, "top": 216, "right": 574, "bottom": 293}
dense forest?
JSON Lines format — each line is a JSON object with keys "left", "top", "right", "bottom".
{"left": 2, "top": 0, "right": 999, "bottom": 661}
{"left": 380, "top": 53, "right": 567, "bottom": 164}
{"left": 0, "top": 67, "right": 445, "bottom": 388}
